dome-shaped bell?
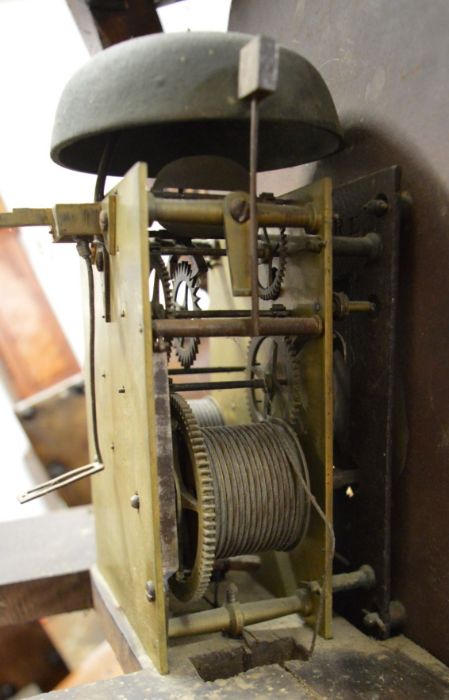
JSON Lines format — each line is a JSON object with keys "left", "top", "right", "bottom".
{"left": 51, "top": 32, "right": 343, "bottom": 177}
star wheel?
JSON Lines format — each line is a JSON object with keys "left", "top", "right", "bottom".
{"left": 247, "top": 336, "right": 303, "bottom": 426}
{"left": 170, "top": 393, "right": 216, "bottom": 603}
{"left": 258, "top": 227, "right": 287, "bottom": 301}
{"left": 149, "top": 253, "right": 173, "bottom": 359}
{"left": 172, "top": 261, "right": 201, "bottom": 369}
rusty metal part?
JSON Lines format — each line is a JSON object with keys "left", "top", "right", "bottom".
{"left": 332, "top": 565, "right": 375, "bottom": 593}
{"left": 51, "top": 32, "right": 342, "bottom": 176}
{"left": 258, "top": 227, "right": 287, "bottom": 300}
{"left": 332, "top": 232, "right": 382, "bottom": 259}
{"left": 170, "top": 394, "right": 216, "bottom": 603}
{"left": 188, "top": 398, "right": 224, "bottom": 428}
{"left": 149, "top": 254, "right": 173, "bottom": 359}
{"left": 172, "top": 262, "right": 201, "bottom": 369}
{"left": 247, "top": 336, "right": 302, "bottom": 425}
{"left": 153, "top": 315, "right": 322, "bottom": 338}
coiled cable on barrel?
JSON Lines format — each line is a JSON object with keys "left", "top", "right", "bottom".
{"left": 188, "top": 397, "right": 224, "bottom": 427}
{"left": 201, "top": 420, "right": 310, "bottom": 559}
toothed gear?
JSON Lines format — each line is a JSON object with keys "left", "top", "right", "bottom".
{"left": 149, "top": 254, "right": 173, "bottom": 359}
{"left": 247, "top": 336, "right": 303, "bottom": 426}
{"left": 172, "top": 261, "right": 201, "bottom": 369}
{"left": 258, "top": 227, "right": 287, "bottom": 301}
{"left": 170, "top": 393, "right": 216, "bottom": 603}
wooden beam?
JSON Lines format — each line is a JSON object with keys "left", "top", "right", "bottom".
{"left": 0, "top": 507, "right": 94, "bottom": 626}
{"left": 66, "top": 0, "right": 162, "bottom": 54}
{"left": 0, "top": 198, "right": 79, "bottom": 400}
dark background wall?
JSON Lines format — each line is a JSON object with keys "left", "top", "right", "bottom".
{"left": 229, "top": 0, "right": 449, "bottom": 664}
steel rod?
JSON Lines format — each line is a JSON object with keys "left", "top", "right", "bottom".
{"left": 332, "top": 565, "right": 375, "bottom": 593}
{"left": 249, "top": 97, "right": 260, "bottom": 336}
{"left": 151, "top": 245, "right": 227, "bottom": 257}
{"left": 173, "top": 309, "right": 292, "bottom": 319}
{"left": 171, "top": 379, "right": 265, "bottom": 392}
{"left": 153, "top": 316, "right": 322, "bottom": 338}
{"left": 332, "top": 232, "right": 381, "bottom": 258}
{"left": 168, "top": 366, "right": 247, "bottom": 375}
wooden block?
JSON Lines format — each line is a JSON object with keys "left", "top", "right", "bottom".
{"left": 0, "top": 507, "right": 94, "bottom": 625}
{"left": 0, "top": 622, "right": 68, "bottom": 693}
{"left": 54, "top": 640, "right": 122, "bottom": 689}
{"left": 15, "top": 374, "right": 91, "bottom": 506}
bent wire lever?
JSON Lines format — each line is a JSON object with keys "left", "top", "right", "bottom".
{"left": 17, "top": 462, "right": 103, "bottom": 504}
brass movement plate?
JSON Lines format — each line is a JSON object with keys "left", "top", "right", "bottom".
{"left": 282, "top": 178, "right": 334, "bottom": 639}
{"left": 208, "top": 178, "right": 334, "bottom": 638}
{"left": 84, "top": 163, "right": 170, "bottom": 673}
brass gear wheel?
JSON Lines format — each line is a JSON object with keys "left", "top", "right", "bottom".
{"left": 149, "top": 253, "right": 173, "bottom": 359}
{"left": 247, "top": 336, "right": 303, "bottom": 426}
{"left": 170, "top": 393, "right": 216, "bottom": 603}
{"left": 258, "top": 227, "right": 287, "bottom": 301}
{"left": 172, "top": 261, "right": 201, "bottom": 369}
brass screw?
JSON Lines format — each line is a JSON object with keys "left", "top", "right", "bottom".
{"left": 145, "top": 580, "right": 156, "bottom": 602}
{"left": 226, "top": 582, "right": 239, "bottom": 604}
{"left": 230, "top": 198, "right": 250, "bottom": 223}
{"left": 99, "top": 210, "right": 108, "bottom": 233}
{"left": 130, "top": 493, "right": 140, "bottom": 510}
